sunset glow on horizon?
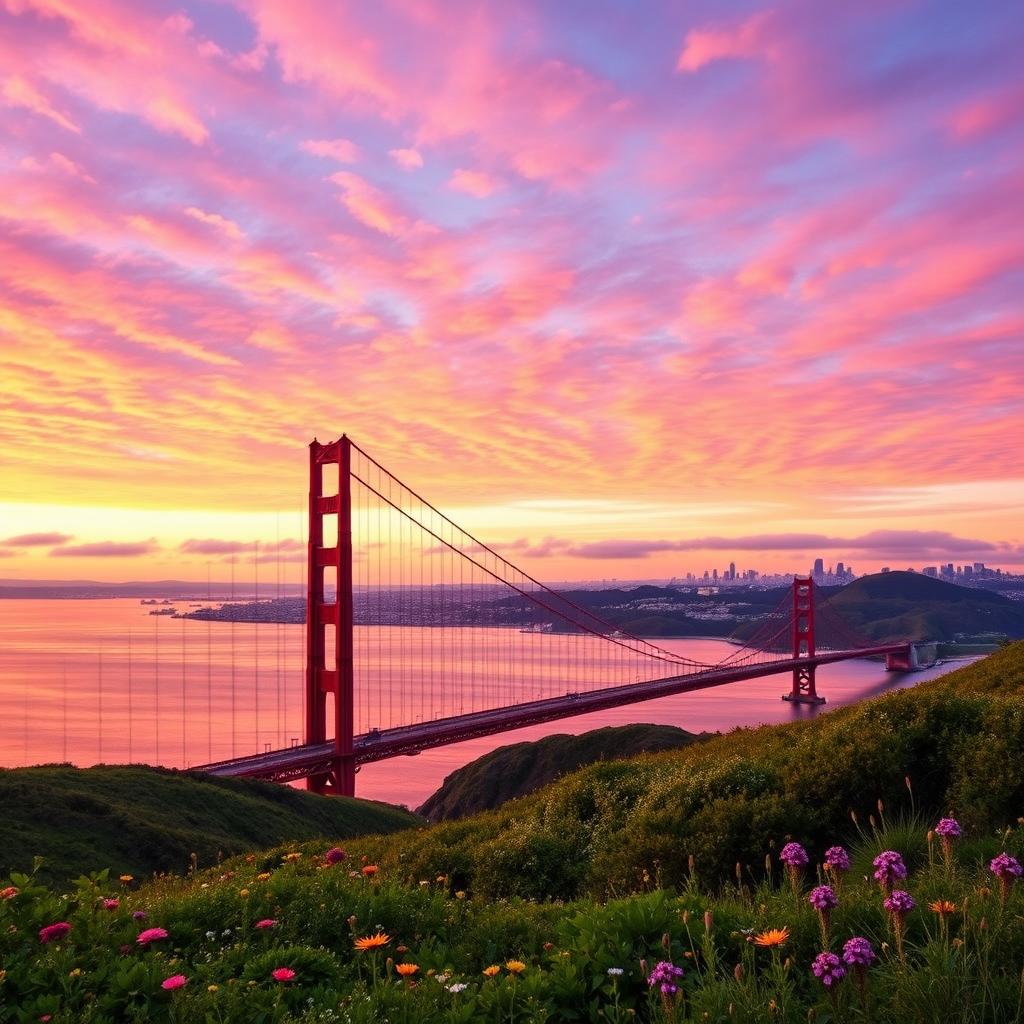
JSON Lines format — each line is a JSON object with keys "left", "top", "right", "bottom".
{"left": 2, "top": 0, "right": 1023, "bottom": 582}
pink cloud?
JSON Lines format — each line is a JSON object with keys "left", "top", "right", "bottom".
{"left": 389, "top": 147, "right": 423, "bottom": 169}
{"left": 677, "top": 11, "right": 776, "bottom": 73}
{"left": 448, "top": 168, "right": 501, "bottom": 198}
{"left": 184, "top": 207, "right": 245, "bottom": 240}
{"left": 329, "top": 171, "right": 409, "bottom": 235}
{"left": 2, "top": 75, "right": 80, "bottom": 132}
{"left": 302, "top": 138, "right": 360, "bottom": 163}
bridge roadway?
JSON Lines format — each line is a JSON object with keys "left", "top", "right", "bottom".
{"left": 197, "top": 644, "right": 910, "bottom": 784}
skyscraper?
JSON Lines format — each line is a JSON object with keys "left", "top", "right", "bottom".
{"left": 812, "top": 558, "right": 824, "bottom": 582}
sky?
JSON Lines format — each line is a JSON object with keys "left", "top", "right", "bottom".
{"left": 1, "top": 0, "right": 1023, "bottom": 584}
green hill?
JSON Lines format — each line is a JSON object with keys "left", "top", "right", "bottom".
{"left": 418, "top": 724, "right": 706, "bottom": 820}
{"left": 824, "top": 570, "right": 1024, "bottom": 642}
{"left": 0, "top": 764, "right": 421, "bottom": 884}
{"left": 344, "top": 640, "right": 1024, "bottom": 901}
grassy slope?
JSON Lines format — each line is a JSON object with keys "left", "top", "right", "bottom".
{"left": 346, "top": 641, "right": 1024, "bottom": 900}
{"left": 418, "top": 723, "right": 706, "bottom": 820}
{"left": 0, "top": 765, "right": 421, "bottom": 884}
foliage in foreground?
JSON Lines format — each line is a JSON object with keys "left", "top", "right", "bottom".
{"left": 3, "top": 813, "right": 1024, "bottom": 1022}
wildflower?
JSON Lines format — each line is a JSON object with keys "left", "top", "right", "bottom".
{"left": 396, "top": 945, "right": 409, "bottom": 953}
{"left": 448, "top": 982, "right": 468, "bottom": 993}
{"left": 809, "top": 885, "right": 838, "bottom": 910}
{"left": 0, "top": 887, "right": 17, "bottom": 900}
{"left": 39, "top": 922, "right": 72, "bottom": 944}
{"left": 132, "top": 911, "right": 147, "bottom": 921}
{"left": 119, "top": 874, "right": 134, "bottom": 884}
{"left": 647, "top": 960, "right": 684, "bottom": 996}
{"left": 779, "top": 842, "right": 808, "bottom": 867}
{"left": 780, "top": 842, "right": 808, "bottom": 893}
{"left": 354, "top": 931, "right": 390, "bottom": 951}
{"left": 222, "top": 928, "right": 232, "bottom": 937}
{"left": 362, "top": 864, "right": 378, "bottom": 877}
{"left": 283, "top": 852, "right": 301, "bottom": 863}
{"left": 69, "top": 968, "right": 82, "bottom": 977}
{"left": 455, "top": 890, "right": 467, "bottom": 900}
{"left": 990, "top": 852, "right": 1022, "bottom": 907}
{"left": 823, "top": 846, "right": 850, "bottom": 872}
{"left": 608, "top": 967, "right": 625, "bottom": 976}
{"left": 884, "top": 890, "right": 916, "bottom": 915}
{"left": 161, "top": 975, "right": 187, "bottom": 991}
{"left": 271, "top": 967, "right": 295, "bottom": 982}
{"left": 255, "top": 919, "right": 277, "bottom": 929}
{"left": 103, "top": 898, "right": 119, "bottom": 910}
{"left": 238, "top": 888, "right": 250, "bottom": 898}
{"left": 395, "top": 963, "right": 419, "bottom": 977}
{"left": 136, "top": 927, "right": 170, "bottom": 945}
{"left": 506, "top": 960, "right": 526, "bottom": 974}
{"left": 811, "top": 951, "right": 846, "bottom": 988}
{"left": 930, "top": 899, "right": 957, "bottom": 917}
{"left": 324, "top": 847, "right": 347, "bottom": 864}
{"left": 935, "top": 818, "right": 961, "bottom": 839}
{"left": 754, "top": 927, "right": 790, "bottom": 948}
{"left": 207, "top": 984, "right": 219, "bottom": 993}
{"left": 257, "top": 872, "right": 271, "bottom": 882}
{"left": 872, "top": 851, "right": 907, "bottom": 895}
{"left": 482, "top": 965, "right": 500, "bottom": 977}
{"left": 205, "top": 931, "right": 216, "bottom": 940}
{"left": 842, "top": 937, "right": 875, "bottom": 968}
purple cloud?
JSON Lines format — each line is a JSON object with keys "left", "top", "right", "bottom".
{"left": 2, "top": 532, "right": 74, "bottom": 546}
{"left": 50, "top": 540, "right": 160, "bottom": 557}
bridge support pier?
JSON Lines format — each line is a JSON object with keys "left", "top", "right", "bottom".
{"left": 305, "top": 436, "right": 356, "bottom": 797}
{"left": 782, "top": 576, "right": 825, "bottom": 705}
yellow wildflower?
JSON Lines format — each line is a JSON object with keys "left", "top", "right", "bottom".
{"left": 483, "top": 965, "right": 500, "bottom": 977}
{"left": 505, "top": 960, "right": 526, "bottom": 974}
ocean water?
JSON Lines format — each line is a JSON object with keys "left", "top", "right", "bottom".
{"left": 0, "top": 598, "right": 975, "bottom": 808}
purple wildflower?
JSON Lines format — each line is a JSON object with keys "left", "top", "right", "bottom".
{"left": 935, "top": 818, "right": 961, "bottom": 839}
{"left": 824, "top": 846, "right": 850, "bottom": 872}
{"left": 132, "top": 911, "right": 147, "bottom": 921}
{"left": 647, "top": 960, "right": 684, "bottom": 996}
{"left": 872, "top": 850, "right": 907, "bottom": 893}
{"left": 809, "top": 885, "right": 838, "bottom": 911}
{"left": 990, "top": 853, "right": 1023, "bottom": 880}
{"left": 324, "top": 847, "right": 347, "bottom": 865}
{"left": 842, "top": 937, "right": 876, "bottom": 967}
{"left": 811, "top": 951, "right": 846, "bottom": 987}
{"left": 779, "top": 842, "right": 809, "bottom": 868}
{"left": 884, "top": 890, "right": 916, "bottom": 916}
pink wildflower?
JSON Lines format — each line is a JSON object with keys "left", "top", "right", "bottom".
{"left": 103, "top": 898, "right": 119, "bottom": 910}
{"left": 255, "top": 918, "right": 277, "bottom": 929}
{"left": 324, "top": 847, "right": 347, "bottom": 864}
{"left": 39, "top": 922, "right": 71, "bottom": 944}
{"left": 272, "top": 967, "right": 296, "bottom": 982}
{"left": 161, "top": 975, "right": 188, "bottom": 990}
{"left": 136, "top": 927, "right": 169, "bottom": 945}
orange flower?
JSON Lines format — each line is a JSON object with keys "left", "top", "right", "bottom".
{"left": 257, "top": 872, "right": 271, "bottom": 882}
{"left": 283, "top": 853, "right": 302, "bottom": 863}
{"left": 354, "top": 931, "right": 390, "bottom": 951}
{"left": 361, "top": 865, "right": 378, "bottom": 877}
{"left": 395, "top": 963, "right": 419, "bottom": 977}
{"left": 930, "top": 899, "right": 957, "bottom": 915}
{"left": 754, "top": 927, "right": 790, "bottom": 948}
{"left": 482, "top": 965, "right": 500, "bottom": 977}
{"left": 505, "top": 960, "right": 526, "bottom": 974}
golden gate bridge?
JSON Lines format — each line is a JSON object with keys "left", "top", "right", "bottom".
{"left": 195, "top": 436, "right": 918, "bottom": 797}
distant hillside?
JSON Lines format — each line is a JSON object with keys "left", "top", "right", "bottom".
{"left": 823, "top": 571, "right": 1024, "bottom": 642}
{"left": 0, "top": 765, "right": 420, "bottom": 884}
{"left": 418, "top": 724, "right": 706, "bottom": 820}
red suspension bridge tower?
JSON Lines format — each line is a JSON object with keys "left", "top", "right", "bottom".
{"left": 783, "top": 576, "right": 825, "bottom": 704}
{"left": 305, "top": 436, "right": 356, "bottom": 795}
